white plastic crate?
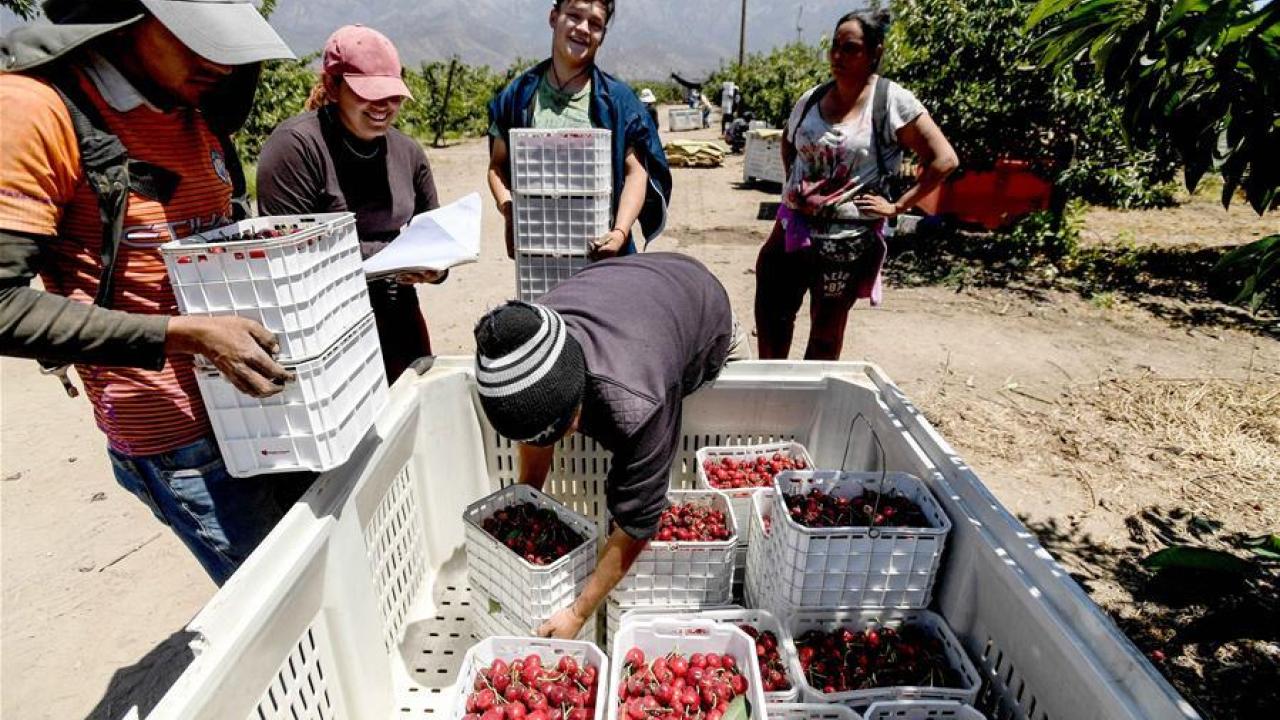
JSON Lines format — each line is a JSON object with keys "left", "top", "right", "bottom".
{"left": 743, "top": 489, "right": 775, "bottom": 610}
{"left": 194, "top": 313, "right": 387, "bottom": 477}
{"left": 604, "top": 600, "right": 739, "bottom": 648}
{"left": 143, "top": 361, "right": 1203, "bottom": 720}
{"left": 744, "top": 131, "right": 785, "bottom": 185}
{"left": 516, "top": 252, "right": 591, "bottom": 302}
{"left": 513, "top": 194, "right": 610, "bottom": 254}
{"left": 608, "top": 618, "right": 768, "bottom": 720}
{"left": 464, "top": 484, "right": 599, "bottom": 632}
{"left": 610, "top": 490, "right": 737, "bottom": 607}
{"left": 695, "top": 441, "right": 814, "bottom": 549}
{"left": 468, "top": 592, "right": 599, "bottom": 644}
{"left": 450, "top": 636, "right": 608, "bottom": 720}
{"left": 161, "top": 212, "right": 370, "bottom": 361}
{"left": 615, "top": 607, "right": 802, "bottom": 703}
{"left": 863, "top": 700, "right": 986, "bottom": 720}
{"left": 510, "top": 129, "right": 612, "bottom": 196}
{"left": 668, "top": 107, "right": 703, "bottom": 132}
{"left": 788, "top": 608, "right": 982, "bottom": 709}
{"left": 767, "top": 703, "right": 865, "bottom": 720}
{"left": 761, "top": 470, "right": 951, "bottom": 609}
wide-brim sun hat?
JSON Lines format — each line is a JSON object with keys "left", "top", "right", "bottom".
{"left": 138, "top": 0, "right": 295, "bottom": 65}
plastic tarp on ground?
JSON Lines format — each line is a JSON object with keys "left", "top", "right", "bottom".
{"left": 665, "top": 140, "right": 728, "bottom": 168}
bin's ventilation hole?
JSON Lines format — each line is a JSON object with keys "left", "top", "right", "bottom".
{"left": 251, "top": 619, "right": 336, "bottom": 720}
{"left": 364, "top": 465, "right": 426, "bottom": 651}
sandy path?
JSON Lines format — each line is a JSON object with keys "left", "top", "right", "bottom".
{"left": 3, "top": 110, "right": 1276, "bottom": 719}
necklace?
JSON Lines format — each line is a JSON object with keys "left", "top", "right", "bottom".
{"left": 341, "top": 134, "right": 381, "bottom": 161}
{"left": 549, "top": 64, "right": 590, "bottom": 93}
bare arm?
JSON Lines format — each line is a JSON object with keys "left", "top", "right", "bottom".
{"left": 890, "top": 113, "right": 959, "bottom": 214}
{"left": 0, "top": 230, "right": 289, "bottom": 397}
{"left": 538, "top": 526, "right": 648, "bottom": 638}
{"left": 782, "top": 134, "right": 797, "bottom": 180}
{"left": 517, "top": 441, "right": 555, "bottom": 490}
{"left": 487, "top": 136, "right": 516, "bottom": 259}
{"left": 590, "top": 148, "right": 648, "bottom": 259}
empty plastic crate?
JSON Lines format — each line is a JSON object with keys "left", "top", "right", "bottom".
{"left": 788, "top": 608, "right": 982, "bottom": 709}
{"left": 744, "top": 131, "right": 785, "bottom": 184}
{"left": 451, "top": 636, "right": 608, "bottom": 720}
{"left": 510, "top": 129, "right": 612, "bottom": 196}
{"left": 762, "top": 470, "right": 951, "bottom": 609}
{"left": 161, "top": 212, "right": 370, "bottom": 361}
{"left": 610, "top": 490, "right": 737, "bottom": 607}
{"left": 608, "top": 618, "right": 767, "bottom": 720}
{"left": 194, "top": 313, "right": 387, "bottom": 477}
{"left": 863, "top": 700, "right": 986, "bottom": 720}
{"left": 513, "top": 194, "right": 610, "bottom": 254}
{"left": 516, "top": 252, "right": 591, "bottom": 302}
{"left": 767, "top": 703, "right": 865, "bottom": 720}
{"left": 668, "top": 108, "right": 703, "bottom": 132}
{"left": 464, "top": 484, "right": 598, "bottom": 632}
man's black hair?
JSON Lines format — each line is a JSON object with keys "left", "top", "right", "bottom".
{"left": 553, "top": 0, "right": 615, "bottom": 24}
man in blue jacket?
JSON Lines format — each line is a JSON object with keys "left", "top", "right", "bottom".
{"left": 487, "top": 0, "right": 672, "bottom": 260}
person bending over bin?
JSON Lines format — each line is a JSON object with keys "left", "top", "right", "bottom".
{"left": 0, "top": 0, "right": 308, "bottom": 585}
{"left": 487, "top": 0, "right": 671, "bottom": 260}
{"left": 472, "top": 253, "right": 749, "bottom": 639}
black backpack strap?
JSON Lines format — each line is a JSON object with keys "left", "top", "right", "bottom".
{"left": 871, "top": 75, "right": 892, "bottom": 188}
{"left": 48, "top": 77, "right": 131, "bottom": 309}
{"left": 787, "top": 81, "right": 834, "bottom": 144}
{"left": 216, "top": 132, "right": 251, "bottom": 221}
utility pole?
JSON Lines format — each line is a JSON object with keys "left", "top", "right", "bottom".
{"left": 737, "top": 0, "right": 747, "bottom": 69}
{"left": 796, "top": 5, "right": 804, "bottom": 45}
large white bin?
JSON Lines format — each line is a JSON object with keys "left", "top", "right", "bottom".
{"left": 137, "top": 361, "right": 1201, "bottom": 720}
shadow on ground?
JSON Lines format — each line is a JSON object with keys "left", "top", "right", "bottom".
{"left": 886, "top": 228, "right": 1279, "bottom": 340}
{"left": 85, "top": 630, "right": 196, "bottom": 720}
{"left": 1023, "top": 508, "right": 1279, "bottom": 720}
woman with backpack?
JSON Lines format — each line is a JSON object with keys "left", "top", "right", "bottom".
{"left": 754, "top": 9, "right": 958, "bottom": 360}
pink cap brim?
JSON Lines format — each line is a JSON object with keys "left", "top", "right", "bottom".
{"left": 345, "top": 74, "right": 414, "bottom": 102}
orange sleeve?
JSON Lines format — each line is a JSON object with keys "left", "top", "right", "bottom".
{"left": 0, "top": 74, "right": 82, "bottom": 236}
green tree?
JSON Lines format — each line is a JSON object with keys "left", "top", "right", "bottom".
{"left": 1, "top": 0, "right": 38, "bottom": 19}
{"left": 706, "top": 42, "right": 830, "bottom": 128}
{"left": 885, "top": 0, "right": 1179, "bottom": 208}
{"left": 1029, "top": 0, "right": 1279, "bottom": 310}
{"left": 236, "top": 55, "right": 317, "bottom": 163}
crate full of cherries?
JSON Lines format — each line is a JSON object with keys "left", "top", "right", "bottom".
{"left": 464, "top": 484, "right": 599, "bottom": 632}
{"left": 455, "top": 637, "right": 608, "bottom": 720}
{"left": 695, "top": 442, "right": 813, "bottom": 542}
{"left": 761, "top": 471, "right": 952, "bottom": 610}
{"left": 610, "top": 490, "right": 738, "bottom": 608}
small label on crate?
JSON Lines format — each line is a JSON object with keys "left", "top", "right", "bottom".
{"left": 255, "top": 438, "right": 296, "bottom": 458}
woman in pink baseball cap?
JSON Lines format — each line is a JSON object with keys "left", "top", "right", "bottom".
{"left": 258, "top": 25, "right": 445, "bottom": 382}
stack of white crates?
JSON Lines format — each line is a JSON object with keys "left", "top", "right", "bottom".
{"left": 509, "top": 129, "right": 612, "bottom": 301}
{"left": 161, "top": 213, "right": 388, "bottom": 477}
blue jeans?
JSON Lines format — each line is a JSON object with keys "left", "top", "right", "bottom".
{"left": 108, "top": 437, "right": 314, "bottom": 585}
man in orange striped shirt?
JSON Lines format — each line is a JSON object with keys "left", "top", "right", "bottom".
{"left": 0, "top": 1, "right": 301, "bottom": 584}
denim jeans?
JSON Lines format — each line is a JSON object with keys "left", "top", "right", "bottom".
{"left": 107, "top": 437, "right": 314, "bottom": 585}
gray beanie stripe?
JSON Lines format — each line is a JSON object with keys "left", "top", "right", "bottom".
{"left": 474, "top": 300, "right": 586, "bottom": 444}
{"left": 475, "top": 305, "right": 567, "bottom": 397}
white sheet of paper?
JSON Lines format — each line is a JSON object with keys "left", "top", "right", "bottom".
{"left": 362, "top": 192, "right": 482, "bottom": 279}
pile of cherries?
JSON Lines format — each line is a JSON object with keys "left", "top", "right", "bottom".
{"left": 738, "top": 624, "right": 791, "bottom": 693}
{"left": 782, "top": 488, "right": 929, "bottom": 529}
{"left": 221, "top": 224, "right": 302, "bottom": 242}
{"left": 655, "top": 503, "right": 732, "bottom": 542}
{"left": 617, "top": 647, "right": 749, "bottom": 720}
{"left": 463, "top": 654, "right": 598, "bottom": 720}
{"left": 703, "top": 453, "right": 808, "bottom": 490}
{"left": 794, "top": 624, "right": 958, "bottom": 693}
{"left": 482, "top": 503, "right": 585, "bottom": 566}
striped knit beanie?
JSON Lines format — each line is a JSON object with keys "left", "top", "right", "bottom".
{"left": 474, "top": 302, "right": 586, "bottom": 445}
